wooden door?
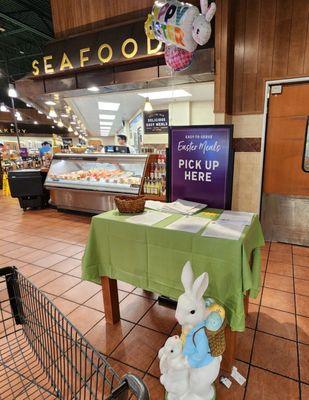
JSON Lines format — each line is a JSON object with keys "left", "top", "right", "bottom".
{"left": 261, "top": 82, "right": 309, "bottom": 246}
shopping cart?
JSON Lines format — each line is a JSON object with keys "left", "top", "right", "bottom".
{"left": 0, "top": 267, "right": 149, "bottom": 400}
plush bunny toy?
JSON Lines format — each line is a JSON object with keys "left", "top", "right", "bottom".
{"left": 192, "top": 0, "right": 216, "bottom": 46}
{"left": 174, "top": 261, "right": 222, "bottom": 400}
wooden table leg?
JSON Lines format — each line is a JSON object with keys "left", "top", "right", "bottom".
{"left": 221, "top": 325, "right": 236, "bottom": 373}
{"left": 101, "top": 276, "right": 120, "bottom": 324}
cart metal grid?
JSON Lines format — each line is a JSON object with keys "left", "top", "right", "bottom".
{"left": 0, "top": 267, "right": 149, "bottom": 400}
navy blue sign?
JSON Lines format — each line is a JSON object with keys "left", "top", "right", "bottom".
{"left": 169, "top": 125, "right": 234, "bottom": 209}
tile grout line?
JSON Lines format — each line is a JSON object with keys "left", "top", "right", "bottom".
{"left": 291, "top": 248, "right": 303, "bottom": 400}
{"left": 243, "top": 243, "right": 270, "bottom": 399}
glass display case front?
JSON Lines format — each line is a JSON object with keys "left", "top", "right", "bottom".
{"left": 45, "top": 153, "right": 148, "bottom": 194}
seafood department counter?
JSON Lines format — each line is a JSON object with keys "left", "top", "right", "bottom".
{"left": 44, "top": 153, "right": 148, "bottom": 213}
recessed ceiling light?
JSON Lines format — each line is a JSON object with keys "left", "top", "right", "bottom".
{"left": 98, "top": 102, "right": 120, "bottom": 111}
{"left": 68, "top": 126, "right": 73, "bottom": 132}
{"left": 99, "top": 114, "right": 116, "bottom": 120}
{"left": 74, "top": 130, "right": 78, "bottom": 136}
{"left": 34, "top": 121, "right": 38, "bottom": 125}
{"left": 88, "top": 86, "right": 99, "bottom": 92}
{"left": 51, "top": 125, "right": 55, "bottom": 129}
{"left": 138, "top": 89, "right": 191, "bottom": 100}
{"left": 45, "top": 100, "right": 56, "bottom": 106}
{"left": 99, "top": 121, "right": 113, "bottom": 126}
{"left": 57, "top": 120, "right": 64, "bottom": 128}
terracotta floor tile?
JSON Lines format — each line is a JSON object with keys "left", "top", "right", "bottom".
{"left": 67, "top": 265, "right": 82, "bottom": 278}
{"left": 33, "top": 253, "right": 67, "bottom": 268}
{"left": 0, "top": 255, "right": 15, "bottom": 267}
{"left": 0, "top": 242, "right": 22, "bottom": 253}
{"left": 252, "top": 331, "right": 298, "bottom": 379}
{"left": 139, "top": 302, "right": 177, "bottom": 334}
{"left": 143, "top": 374, "right": 165, "bottom": 400}
{"left": 41, "top": 275, "right": 80, "bottom": 296}
{"left": 18, "top": 264, "right": 43, "bottom": 277}
{"left": 268, "top": 251, "right": 292, "bottom": 264}
{"left": 5, "top": 246, "right": 34, "bottom": 259}
{"left": 111, "top": 325, "right": 167, "bottom": 371}
{"left": 297, "top": 315, "right": 309, "bottom": 345}
{"left": 264, "top": 272, "right": 294, "bottom": 293}
{"left": 294, "top": 255, "right": 309, "bottom": 268}
{"left": 84, "top": 290, "right": 128, "bottom": 312}
{"left": 72, "top": 251, "right": 84, "bottom": 260}
{"left": 236, "top": 328, "right": 255, "bottom": 363}
{"left": 302, "top": 384, "right": 309, "bottom": 399}
{"left": 270, "top": 242, "right": 292, "bottom": 254}
{"left": 86, "top": 318, "right": 134, "bottom": 355}
{"left": 258, "top": 306, "right": 296, "bottom": 340}
{"left": 267, "top": 261, "right": 293, "bottom": 276}
{"left": 299, "top": 343, "right": 309, "bottom": 384}
{"left": 261, "top": 287, "right": 295, "bottom": 313}
{"left": 49, "top": 257, "right": 80, "bottom": 273}
{"left": 248, "top": 289, "right": 262, "bottom": 305}
{"left": 295, "top": 279, "right": 309, "bottom": 297}
{"left": 53, "top": 297, "right": 80, "bottom": 315}
{"left": 56, "top": 244, "right": 84, "bottom": 257}
{"left": 295, "top": 266, "right": 309, "bottom": 282}
{"left": 117, "top": 281, "right": 136, "bottom": 292}
{"left": 107, "top": 358, "right": 144, "bottom": 379}
{"left": 293, "top": 245, "right": 309, "bottom": 257}
{"left": 21, "top": 249, "right": 52, "bottom": 263}
{"left": 246, "top": 303, "right": 259, "bottom": 329}
{"left": 245, "top": 366, "right": 299, "bottom": 400}
{"left": 42, "top": 241, "right": 71, "bottom": 253}
{"left": 7, "top": 259, "right": 27, "bottom": 268}
{"left": 119, "top": 294, "right": 155, "bottom": 323}
{"left": 62, "top": 281, "right": 100, "bottom": 304}
{"left": 29, "top": 269, "right": 62, "bottom": 288}
{"left": 296, "top": 295, "right": 309, "bottom": 318}
{"left": 67, "top": 305, "right": 104, "bottom": 335}
{"left": 148, "top": 356, "right": 160, "bottom": 378}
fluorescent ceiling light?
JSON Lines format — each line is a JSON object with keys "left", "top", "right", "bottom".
{"left": 100, "top": 132, "right": 110, "bottom": 136}
{"left": 98, "top": 102, "right": 120, "bottom": 111}
{"left": 100, "top": 121, "right": 113, "bottom": 126}
{"left": 45, "top": 100, "right": 56, "bottom": 106}
{"left": 138, "top": 89, "right": 191, "bottom": 100}
{"left": 8, "top": 84, "right": 17, "bottom": 98}
{"left": 99, "top": 114, "right": 116, "bottom": 120}
{"left": 0, "top": 103, "right": 9, "bottom": 112}
{"left": 88, "top": 86, "right": 99, "bottom": 92}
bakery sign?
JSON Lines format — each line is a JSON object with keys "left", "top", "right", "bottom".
{"left": 144, "top": 110, "right": 169, "bottom": 134}
{"left": 32, "top": 19, "right": 163, "bottom": 77}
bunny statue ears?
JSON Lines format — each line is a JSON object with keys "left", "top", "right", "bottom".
{"left": 200, "top": 0, "right": 217, "bottom": 22}
{"left": 181, "top": 261, "right": 209, "bottom": 300}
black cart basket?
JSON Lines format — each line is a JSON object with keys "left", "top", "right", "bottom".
{"left": 0, "top": 267, "right": 149, "bottom": 400}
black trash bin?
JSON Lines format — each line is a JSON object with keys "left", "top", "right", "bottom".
{"left": 8, "top": 169, "right": 50, "bottom": 211}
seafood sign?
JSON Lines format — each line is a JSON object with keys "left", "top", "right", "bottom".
{"left": 169, "top": 125, "right": 234, "bottom": 209}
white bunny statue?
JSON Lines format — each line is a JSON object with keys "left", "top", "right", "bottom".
{"left": 158, "top": 335, "right": 190, "bottom": 399}
{"left": 159, "top": 261, "right": 222, "bottom": 400}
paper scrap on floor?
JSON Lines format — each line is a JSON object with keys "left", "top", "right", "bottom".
{"left": 201, "top": 220, "right": 246, "bottom": 240}
{"left": 145, "top": 199, "right": 207, "bottom": 215}
{"left": 166, "top": 216, "right": 211, "bottom": 233}
{"left": 218, "top": 210, "right": 254, "bottom": 225}
{"left": 126, "top": 211, "right": 171, "bottom": 226}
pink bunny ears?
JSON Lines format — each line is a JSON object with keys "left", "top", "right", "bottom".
{"left": 200, "top": 0, "right": 217, "bottom": 22}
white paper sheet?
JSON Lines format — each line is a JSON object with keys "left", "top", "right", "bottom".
{"left": 201, "top": 221, "right": 245, "bottom": 240}
{"left": 218, "top": 210, "right": 254, "bottom": 225}
{"left": 126, "top": 211, "right": 171, "bottom": 226}
{"left": 166, "top": 216, "right": 211, "bottom": 233}
{"left": 145, "top": 199, "right": 207, "bottom": 215}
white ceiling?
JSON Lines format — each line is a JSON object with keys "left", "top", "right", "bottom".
{"left": 66, "top": 82, "right": 214, "bottom": 137}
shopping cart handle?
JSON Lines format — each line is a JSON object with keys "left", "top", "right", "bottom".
{"left": 107, "top": 373, "right": 150, "bottom": 400}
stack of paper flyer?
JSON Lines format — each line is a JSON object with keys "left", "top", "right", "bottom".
{"left": 202, "top": 220, "right": 246, "bottom": 240}
{"left": 218, "top": 210, "right": 254, "bottom": 225}
{"left": 126, "top": 211, "right": 171, "bottom": 226}
{"left": 145, "top": 199, "right": 207, "bottom": 215}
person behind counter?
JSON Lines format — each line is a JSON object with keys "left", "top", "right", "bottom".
{"left": 39, "top": 141, "right": 52, "bottom": 157}
{"left": 117, "top": 134, "right": 136, "bottom": 154}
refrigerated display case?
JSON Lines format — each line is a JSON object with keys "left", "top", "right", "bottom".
{"left": 44, "top": 153, "right": 148, "bottom": 213}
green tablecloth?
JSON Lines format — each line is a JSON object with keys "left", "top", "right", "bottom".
{"left": 82, "top": 209, "right": 264, "bottom": 332}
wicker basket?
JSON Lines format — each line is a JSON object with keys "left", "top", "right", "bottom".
{"left": 115, "top": 195, "right": 145, "bottom": 214}
{"left": 205, "top": 318, "right": 227, "bottom": 357}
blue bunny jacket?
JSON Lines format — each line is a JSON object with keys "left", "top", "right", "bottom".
{"left": 182, "top": 320, "right": 214, "bottom": 368}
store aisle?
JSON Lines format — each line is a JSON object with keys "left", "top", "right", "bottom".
{"left": 0, "top": 195, "right": 308, "bottom": 399}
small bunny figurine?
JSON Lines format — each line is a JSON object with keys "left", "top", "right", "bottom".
{"left": 175, "top": 261, "right": 222, "bottom": 400}
{"left": 158, "top": 335, "right": 190, "bottom": 399}
{"left": 192, "top": 0, "right": 216, "bottom": 46}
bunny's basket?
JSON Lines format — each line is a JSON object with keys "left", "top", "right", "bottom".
{"left": 205, "top": 318, "right": 227, "bottom": 357}
{"left": 115, "top": 195, "right": 145, "bottom": 214}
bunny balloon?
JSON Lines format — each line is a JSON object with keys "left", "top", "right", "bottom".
{"left": 159, "top": 261, "right": 222, "bottom": 400}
